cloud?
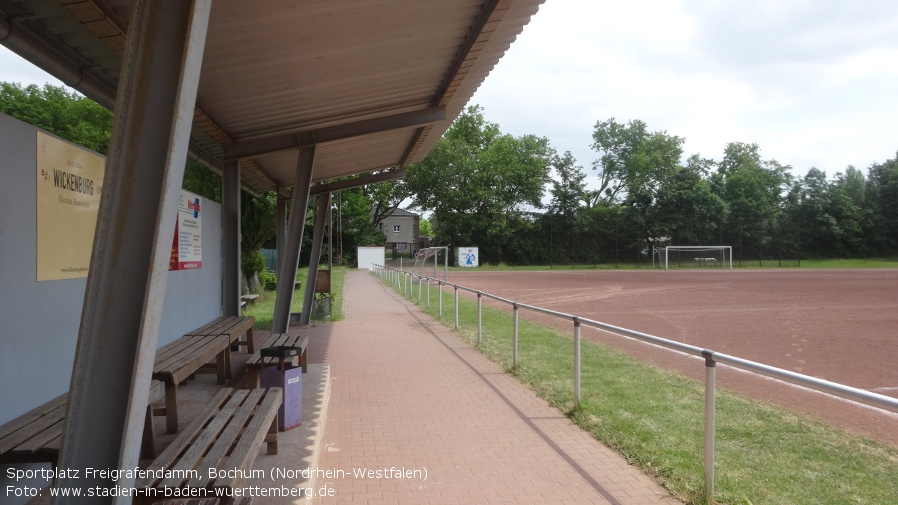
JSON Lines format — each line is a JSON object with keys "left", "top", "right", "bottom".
{"left": 469, "top": 0, "right": 898, "bottom": 177}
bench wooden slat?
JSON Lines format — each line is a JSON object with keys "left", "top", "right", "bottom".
{"left": 138, "top": 388, "right": 234, "bottom": 489}
{"left": 183, "top": 389, "right": 265, "bottom": 489}
{"left": 0, "top": 394, "right": 66, "bottom": 441}
{"left": 161, "top": 390, "right": 252, "bottom": 489}
{"left": 139, "top": 387, "right": 280, "bottom": 499}
{"left": 0, "top": 405, "right": 65, "bottom": 455}
{"left": 213, "top": 387, "right": 282, "bottom": 489}
{"left": 1, "top": 381, "right": 163, "bottom": 464}
{"left": 13, "top": 419, "right": 63, "bottom": 455}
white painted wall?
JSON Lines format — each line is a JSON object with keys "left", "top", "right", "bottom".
{"left": 357, "top": 246, "right": 386, "bottom": 270}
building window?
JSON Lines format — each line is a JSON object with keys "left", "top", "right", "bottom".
{"left": 393, "top": 224, "right": 401, "bottom": 233}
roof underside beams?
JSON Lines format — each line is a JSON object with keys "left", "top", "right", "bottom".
{"left": 0, "top": 0, "right": 545, "bottom": 194}
{"left": 223, "top": 106, "right": 447, "bottom": 161}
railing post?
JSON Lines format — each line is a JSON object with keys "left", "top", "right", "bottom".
{"left": 477, "top": 292, "right": 482, "bottom": 345}
{"left": 426, "top": 278, "right": 430, "bottom": 307}
{"left": 418, "top": 277, "right": 422, "bottom": 303}
{"left": 438, "top": 281, "right": 443, "bottom": 318}
{"left": 454, "top": 286, "right": 459, "bottom": 329}
{"left": 574, "top": 318, "right": 581, "bottom": 406}
{"left": 702, "top": 350, "right": 717, "bottom": 502}
{"left": 513, "top": 303, "right": 519, "bottom": 369}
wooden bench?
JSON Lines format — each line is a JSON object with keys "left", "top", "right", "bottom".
{"left": 136, "top": 387, "right": 281, "bottom": 504}
{"left": 240, "top": 294, "right": 260, "bottom": 308}
{"left": 154, "top": 333, "right": 231, "bottom": 433}
{"left": 0, "top": 380, "right": 164, "bottom": 463}
{"left": 244, "top": 334, "right": 309, "bottom": 389}
{"left": 186, "top": 315, "right": 257, "bottom": 356}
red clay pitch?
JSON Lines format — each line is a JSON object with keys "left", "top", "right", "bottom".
{"left": 446, "top": 268, "right": 898, "bottom": 448}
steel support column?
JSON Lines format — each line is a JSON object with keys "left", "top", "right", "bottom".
{"left": 276, "top": 193, "right": 287, "bottom": 273}
{"left": 54, "top": 1, "right": 210, "bottom": 503}
{"left": 300, "top": 193, "right": 330, "bottom": 324}
{"left": 222, "top": 159, "right": 241, "bottom": 316}
{"left": 271, "top": 146, "right": 316, "bottom": 333}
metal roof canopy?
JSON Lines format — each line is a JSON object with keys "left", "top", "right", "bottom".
{"left": 0, "top": 0, "right": 544, "bottom": 193}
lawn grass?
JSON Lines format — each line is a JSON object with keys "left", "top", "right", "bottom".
{"left": 391, "top": 275, "right": 898, "bottom": 505}
{"left": 243, "top": 266, "right": 345, "bottom": 330}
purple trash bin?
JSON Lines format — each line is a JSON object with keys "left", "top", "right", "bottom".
{"left": 260, "top": 346, "right": 303, "bottom": 431}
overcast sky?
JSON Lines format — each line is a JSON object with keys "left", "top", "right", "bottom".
{"left": 469, "top": 0, "right": 898, "bottom": 180}
{"left": 3, "top": 0, "right": 896, "bottom": 183}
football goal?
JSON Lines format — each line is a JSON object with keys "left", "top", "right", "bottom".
{"left": 413, "top": 246, "right": 449, "bottom": 281}
{"left": 664, "top": 246, "right": 732, "bottom": 270}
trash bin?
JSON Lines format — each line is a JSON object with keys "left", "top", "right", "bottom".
{"left": 260, "top": 346, "right": 302, "bottom": 431}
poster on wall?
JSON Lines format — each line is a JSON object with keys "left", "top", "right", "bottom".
{"left": 457, "top": 247, "right": 479, "bottom": 267}
{"left": 36, "top": 132, "right": 105, "bottom": 281}
{"left": 169, "top": 190, "right": 203, "bottom": 270}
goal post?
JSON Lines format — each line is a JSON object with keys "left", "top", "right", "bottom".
{"left": 413, "top": 246, "right": 449, "bottom": 280}
{"left": 664, "top": 246, "right": 732, "bottom": 270}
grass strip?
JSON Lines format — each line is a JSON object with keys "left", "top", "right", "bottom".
{"left": 244, "top": 266, "right": 345, "bottom": 330}
{"left": 395, "top": 276, "right": 898, "bottom": 505}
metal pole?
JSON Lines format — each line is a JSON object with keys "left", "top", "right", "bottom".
{"left": 426, "top": 278, "right": 430, "bottom": 308}
{"left": 574, "top": 319, "right": 581, "bottom": 405}
{"left": 513, "top": 303, "right": 519, "bottom": 369}
{"left": 55, "top": 1, "right": 211, "bottom": 501}
{"left": 418, "top": 277, "right": 422, "bottom": 303}
{"left": 300, "top": 193, "right": 329, "bottom": 324}
{"left": 272, "top": 145, "right": 316, "bottom": 333}
{"left": 477, "top": 292, "right": 482, "bottom": 345}
{"left": 438, "top": 281, "right": 443, "bottom": 318}
{"left": 454, "top": 286, "right": 459, "bottom": 329}
{"left": 703, "top": 351, "right": 717, "bottom": 501}
{"left": 222, "top": 159, "right": 241, "bottom": 317}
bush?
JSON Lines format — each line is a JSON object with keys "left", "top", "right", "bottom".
{"left": 241, "top": 250, "right": 265, "bottom": 278}
{"left": 259, "top": 269, "right": 277, "bottom": 291}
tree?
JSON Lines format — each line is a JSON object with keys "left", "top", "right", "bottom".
{"left": 406, "top": 105, "right": 552, "bottom": 264}
{"left": 1, "top": 82, "right": 112, "bottom": 153}
{"left": 366, "top": 176, "right": 411, "bottom": 228}
{"left": 590, "top": 118, "right": 683, "bottom": 205}
{"left": 863, "top": 153, "right": 898, "bottom": 254}
{"left": 711, "top": 142, "right": 791, "bottom": 262}
{"left": 548, "top": 151, "right": 587, "bottom": 219}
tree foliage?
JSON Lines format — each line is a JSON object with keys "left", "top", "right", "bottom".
{"left": 406, "top": 105, "right": 552, "bottom": 264}
{"left": 1, "top": 82, "right": 112, "bottom": 153}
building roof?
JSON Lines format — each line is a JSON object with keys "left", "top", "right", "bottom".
{"left": 0, "top": 0, "right": 545, "bottom": 194}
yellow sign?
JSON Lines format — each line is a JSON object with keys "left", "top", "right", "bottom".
{"left": 36, "top": 132, "right": 106, "bottom": 281}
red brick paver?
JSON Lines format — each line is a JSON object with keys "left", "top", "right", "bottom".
{"left": 311, "top": 270, "right": 681, "bottom": 504}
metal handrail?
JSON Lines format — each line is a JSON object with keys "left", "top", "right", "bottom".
{"left": 371, "top": 265, "right": 898, "bottom": 499}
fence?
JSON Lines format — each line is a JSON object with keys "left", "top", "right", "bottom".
{"left": 372, "top": 264, "right": 898, "bottom": 499}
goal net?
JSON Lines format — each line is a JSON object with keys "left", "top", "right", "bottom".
{"left": 413, "top": 246, "right": 449, "bottom": 280}
{"left": 664, "top": 246, "right": 732, "bottom": 270}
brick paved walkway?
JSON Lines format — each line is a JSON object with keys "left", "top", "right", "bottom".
{"left": 308, "top": 270, "right": 680, "bottom": 505}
